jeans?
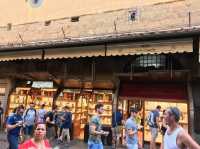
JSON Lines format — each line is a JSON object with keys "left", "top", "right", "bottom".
{"left": 127, "top": 144, "right": 138, "bottom": 149}
{"left": 7, "top": 134, "right": 19, "bottom": 149}
{"left": 88, "top": 141, "right": 103, "bottom": 149}
{"left": 24, "top": 125, "right": 34, "bottom": 140}
{"left": 24, "top": 125, "right": 34, "bottom": 136}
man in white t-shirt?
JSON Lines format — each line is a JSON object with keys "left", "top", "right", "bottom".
{"left": 161, "top": 107, "right": 200, "bottom": 149}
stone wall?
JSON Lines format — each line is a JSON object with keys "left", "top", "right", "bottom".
{"left": 1, "top": 0, "right": 200, "bottom": 46}
{"left": 0, "top": 0, "right": 184, "bottom": 26}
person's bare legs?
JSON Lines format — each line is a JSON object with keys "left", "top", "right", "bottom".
{"left": 66, "top": 128, "right": 70, "bottom": 144}
{"left": 150, "top": 127, "right": 157, "bottom": 149}
{"left": 150, "top": 139, "right": 156, "bottom": 149}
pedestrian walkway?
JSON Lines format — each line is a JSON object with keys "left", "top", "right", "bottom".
{"left": 0, "top": 131, "right": 118, "bottom": 149}
{"left": 0, "top": 131, "right": 8, "bottom": 149}
{"left": 0, "top": 131, "right": 150, "bottom": 149}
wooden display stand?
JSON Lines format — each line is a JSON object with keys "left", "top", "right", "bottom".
{"left": 7, "top": 87, "right": 56, "bottom": 116}
{"left": 55, "top": 89, "right": 113, "bottom": 140}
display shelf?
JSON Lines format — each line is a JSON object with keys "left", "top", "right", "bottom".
{"left": 87, "top": 92, "right": 112, "bottom": 126}
{"left": 88, "top": 114, "right": 112, "bottom": 117}
{"left": 144, "top": 101, "right": 188, "bottom": 144}
{"left": 118, "top": 99, "right": 188, "bottom": 146}
{"left": 7, "top": 87, "right": 56, "bottom": 116}
{"left": 88, "top": 108, "right": 111, "bottom": 111}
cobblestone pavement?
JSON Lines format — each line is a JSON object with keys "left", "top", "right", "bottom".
{"left": 0, "top": 131, "right": 151, "bottom": 149}
{"left": 0, "top": 131, "right": 8, "bottom": 149}
{"left": 0, "top": 132, "right": 152, "bottom": 149}
{"left": 0, "top": 131, "right": 125, "bottom": 149}
{"left": 0, "top": 132, "right": 153, "bottom": 149}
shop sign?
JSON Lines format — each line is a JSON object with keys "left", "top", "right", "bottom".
{"left": 32, "top": 81, "right": 53, "bottom": 88}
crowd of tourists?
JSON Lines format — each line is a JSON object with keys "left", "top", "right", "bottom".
{"left": 3, "top": 101, "right": 200, "bottom": 149}
{"left": 90, "top": 104, "right": 200, "bottom": 149}
{"left": 5, "top": 102, "right": 72, "bottom": 149}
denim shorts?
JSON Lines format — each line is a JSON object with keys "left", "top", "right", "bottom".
{"left": 127, "top": 144, "right": 138, "bottom": 149}
{"left": 150, "top": 127, "right": 158, "bottom": 141}
{"left": 88, "top": 141, "right": 103, "bottom": 149}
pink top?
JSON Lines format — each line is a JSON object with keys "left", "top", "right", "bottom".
{"left": 19, "top": 139, "right": 52, "bottom": 149}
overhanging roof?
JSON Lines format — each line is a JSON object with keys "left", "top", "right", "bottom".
{"left": 107, "top": 38, "right": 192, "bottom": 56}
{"left": 43, "top": 38, "right": 192, "bottom": 60}
{"left": 44, "top": 45, "right": 105, "bottom": 59}
{"left": 0, "top": 38, "right": 193, "bottom": 61}
{"left": 0, "top": 26, "right": 199, "bottom": 51}
{"left": 0, "top": 27, "right": 197, "bottom": 61}
{"left": 0, "top": 50, "right": 42, "bottom": 61}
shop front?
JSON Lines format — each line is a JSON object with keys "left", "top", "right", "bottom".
{"left": 6, "top": 80, "right": 114, "bottom": 143}
{"left": 3, "top": 37, "right": 194, "bottom": 146}
{"left": 7, "top": 81, "right": 56, "bottom": 115}
{"left": 55, "top": 89, "right": 113, "bottom": 140}
{"left": 118, "top": 81, "right": 189, "bottom": 146}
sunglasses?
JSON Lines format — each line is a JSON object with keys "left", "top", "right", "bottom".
{"left": 35, "top": 128, "right": 45, "bottom": 131}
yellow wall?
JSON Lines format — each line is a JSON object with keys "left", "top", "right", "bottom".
{"left": 1, "top": 0, "right": 179, "bottom": 25}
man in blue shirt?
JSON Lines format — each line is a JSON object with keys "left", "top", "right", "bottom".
{"left": 23, "top": 102, "right": 37, "bottom": 140}
{"left": 59, "top": 106, "right": 72, "bottom": 146}
{"left": 149, "top": 105, "right": 161, "bottom": 149}
{"left": 6, "top": 105, "right": 24, "bottom": 149}
{"left": 125, "top": 107, "right": 139, "bottom": 149}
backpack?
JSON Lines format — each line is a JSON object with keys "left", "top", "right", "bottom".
{"left": 43, "top": 111, "right": 50, "bottom": 122}
{"left": 24, "top": 108, "right": 36, "bottom": 121}
{"left": 146, "top": 111, "right": 155, "bottom": 127}
{"left": 36, "top": 109, "right": 47, "bottom": 123}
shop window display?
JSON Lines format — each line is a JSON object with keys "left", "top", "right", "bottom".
{"left": 118, "top": 99, "right": 188, "bottom": 146}
{"left": 7, "top": 86, "right": 113, "bottom": 141}
{"left": 144, "top": 101, "right": 188, "bottom": 143}
{"left": 56, "top": 89, "right": 113, "bottom": 140}
{"left": 88, "top": 91, "right": 112, "bottom": 125}
{"left": 7, "top": 87, "right": 56, "bottom": 115}
{"left": 8, "top": 87, "right": 30, "bottom": 114}
{"left": 118, "top": 99, "right": 144, "bottom": 147}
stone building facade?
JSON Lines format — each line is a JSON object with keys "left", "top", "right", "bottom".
{"left": 0, "top": 0, "right": 199, "bottom": 45}
{"left": 0, "top": 0, "right": 200, "bottom": 144}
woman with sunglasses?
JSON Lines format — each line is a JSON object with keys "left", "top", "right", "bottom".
{"left": 19, "top": 123, "right": 52, "bottom": 149}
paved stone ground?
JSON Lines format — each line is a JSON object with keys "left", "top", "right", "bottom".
{"left": 0, "top": 131, "right": 122, "bottom": 149}
{"left": 0, "top": 131, "right": 150, "bottom": 149}
{"left": 0, "top": 131, "right": 8, "bottom": 149}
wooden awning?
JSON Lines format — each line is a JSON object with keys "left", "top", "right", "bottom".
{"left": 0, "top": 38, "right": 193, "bottom": 61}
{"left": 44, "top": 45, "right": 105, "bottom": 59}
{"left": 0, "top": 50, "right": 42, "bottom": 61}
{"left": 107, "top": 38, "right": 192, "bottom": 56}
